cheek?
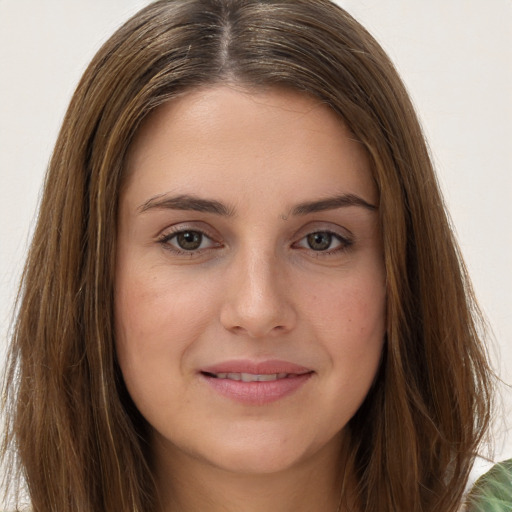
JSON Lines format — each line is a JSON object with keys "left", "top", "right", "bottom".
{"left": 116, "top": 259, "right": 214, "bottom": 332}
{"left": 113, "top": 262, "right": 218, "bottom": 381}
{"left": 299, "top": 267, "right": 386, "bottom": 383}
{"left": 303, "top": 270, "right": 386, "bottom": 338}
{"left": 113, "top": 267, "right": 219, "bottom": 420}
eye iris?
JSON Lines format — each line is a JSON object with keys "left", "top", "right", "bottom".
{"left": 176, "top": 231, "right": 202, "bottom": 250}
{"left": 307, "top": 232, "right": 332, "bottom": 251}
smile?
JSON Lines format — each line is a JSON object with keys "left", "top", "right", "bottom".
{"left": 203, "top": 372, "right": 292, "bottom": 382}
{"left": 200, "top": 361, "right": 314, "bottom": 405}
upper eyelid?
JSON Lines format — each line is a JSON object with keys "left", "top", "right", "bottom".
{"left": 293, "top": 230, "right": 352, "bottom": 249}
{"left": 157, "top": 222, "right": 220, "bottom": 241}
{"left": 158, "top": 230, "right": 214, "bottom": 244}
{"left": 290, "top": 222, "right": 353, "bottom": 243}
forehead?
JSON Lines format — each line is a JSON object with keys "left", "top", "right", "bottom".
{"left": 123, "top": 85, "right": 376, "bottom": 210}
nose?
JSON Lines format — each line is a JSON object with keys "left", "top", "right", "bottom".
{"left": 219, "top": 248, "right": 297, "bottom": 338}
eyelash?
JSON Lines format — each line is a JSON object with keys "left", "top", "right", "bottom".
{"left": 157, "top": 227, "right": 221, "bottom": 256}
{"left": 157, "top": 227, "right": 353, "bottom": 257}
{"left": 292, "top": 230, "right": 353, "bottom": 255}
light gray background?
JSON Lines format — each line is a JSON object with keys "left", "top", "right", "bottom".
{"left": 1, "top": 0, "right": 511, "bottom": 469}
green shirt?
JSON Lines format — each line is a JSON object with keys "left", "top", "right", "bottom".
{"left": 466, "top": 459, "right": 512, "bottom": 511}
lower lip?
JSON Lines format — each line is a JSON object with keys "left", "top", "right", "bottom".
{"left": 201, "top": 373, "right": 313, "bottom": 405}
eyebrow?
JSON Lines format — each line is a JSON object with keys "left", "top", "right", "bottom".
{"left": 137, "top": 192, "right": 377, "bottom": 216}
{"left": 291, "top": 194, "right": 377, "bottom": 215}
{"left": 138, "top": 194, "right": 235, "bottom": 216}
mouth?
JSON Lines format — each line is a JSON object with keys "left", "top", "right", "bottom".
{"left": 201, "top": 371, "right": 308, "bottom": 382}
{"left": 199, "top": 361, "right": 314, "bottom": 405}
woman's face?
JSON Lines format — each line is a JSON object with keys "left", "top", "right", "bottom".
{"left": 115, "top": 85, "right": 386, "bottom": 476}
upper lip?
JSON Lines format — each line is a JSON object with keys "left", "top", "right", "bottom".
{"left": 200, "top": 359, "right": 312, "bottom": 376}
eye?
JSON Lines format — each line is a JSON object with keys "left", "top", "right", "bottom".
{"left": 159, "top": 229, "right": 219, "bottom": 253}
{"left": 306, "top": 232, "right": 336, "bottom": 251}
{"left": 175, "top": 231, "right": 204, "bottom": 251}
{"left": 295, "top": 230, "right": 350, "bottom": 253}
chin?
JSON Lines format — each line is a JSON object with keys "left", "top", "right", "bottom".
{"left": 210, "top": 447, "right": 305, "bottom": 475}
{"left": 178, "top": 423, "right": 345, "bottom": 477}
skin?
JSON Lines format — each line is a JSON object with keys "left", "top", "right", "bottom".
{"left": 115, "top": 85, "right": 386, "bottom": 512}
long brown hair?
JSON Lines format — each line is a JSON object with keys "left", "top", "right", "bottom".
{"left": 2, "top": 1, "right": 493, "bottom": 511}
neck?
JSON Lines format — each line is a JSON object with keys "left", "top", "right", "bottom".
{"left": 153, "top": 433, "right": 355, "bottom": 512}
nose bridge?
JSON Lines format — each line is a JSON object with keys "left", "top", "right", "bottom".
{"left": 220, "top": 242, "right": 295, "bottom": 337}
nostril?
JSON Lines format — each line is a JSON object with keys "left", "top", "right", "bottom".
{"left": 219, "top": 278, "right": 297, "bottom": 338}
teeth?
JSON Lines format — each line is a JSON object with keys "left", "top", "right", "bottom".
{"left": 241, "top": 373, "right": 275, "bottom": 382}
{"left": 211, "top": 372, "right": 290, "bottom": 382}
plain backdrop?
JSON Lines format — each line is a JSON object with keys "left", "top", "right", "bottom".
{"left": 1, "top": 0, "right": 511, "bottom": 470}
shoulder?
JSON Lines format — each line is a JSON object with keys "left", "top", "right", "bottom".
{"left": 466, "top": 459, "right": 512, "bottom": 511}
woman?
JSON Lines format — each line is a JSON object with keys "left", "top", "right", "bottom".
{"left": 1, "top": 1, "right": 497, "bottom": 511}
